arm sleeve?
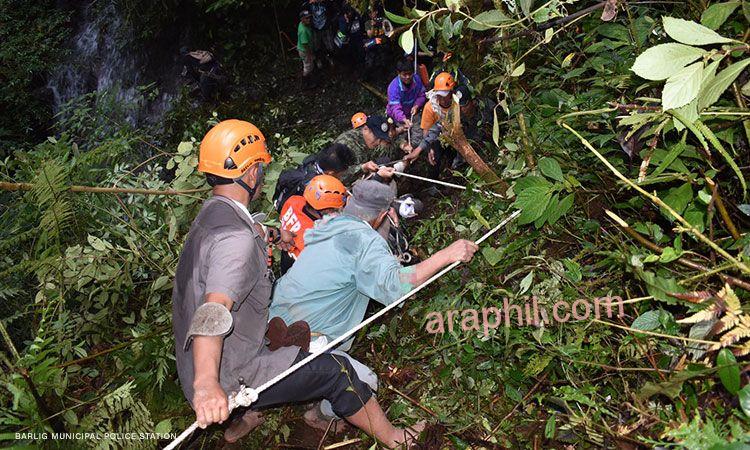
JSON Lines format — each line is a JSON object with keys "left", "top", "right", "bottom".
{"left": 420, "top": 104, "right": 436, "bottom": 131}
{"left": 354, "top": 235, "right": 406, "bottom": 305}
{"left": 417, "top": 122, "right": 442, "bottom": 151}
{"left": 204, "top": 233, "right": 259, "bottom": 306}
{"left": 386, "top": 82, "right": 406, "bottom": 123}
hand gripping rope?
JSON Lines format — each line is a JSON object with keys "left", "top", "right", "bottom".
{"left": 165, "top": 210, "right": 521, "bottom": 450}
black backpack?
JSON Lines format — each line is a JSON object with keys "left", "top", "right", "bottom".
{"left": 272, "top": 155, "right": 320, "bottom": 212}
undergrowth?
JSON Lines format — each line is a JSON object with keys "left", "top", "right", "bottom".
{"left": 2, "top": 1, "right": 750, "bottom": 449}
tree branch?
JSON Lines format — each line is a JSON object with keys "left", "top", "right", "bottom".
{"left": 0, "top": 181, "right": 208, "bottom": 197}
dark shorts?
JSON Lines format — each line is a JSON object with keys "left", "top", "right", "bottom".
{"left": 251, "top": 350, "right": 373, "bottom": 418}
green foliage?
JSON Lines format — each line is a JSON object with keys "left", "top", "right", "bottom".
{"left": 2, "top": 1, "right": 750, "bottom": 448}
{"left": 0, "top": 0, "right": 69, "bottom": 150}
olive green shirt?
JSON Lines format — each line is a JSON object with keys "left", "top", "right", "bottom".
{"left": 333, "top": 128, "right": 402, "bottom": 184}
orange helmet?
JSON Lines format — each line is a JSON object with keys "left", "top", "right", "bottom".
{"left": 433, "top": 72, "right": 456, "bottom": 91}
{"left": 198, "top": 119, "right": 271, "bottom": 179}
{"left": 304, "top": 175, "right": 347, "bottom": 210}
{"left": 351, "top": 112, "right": 367, "bottom": 129}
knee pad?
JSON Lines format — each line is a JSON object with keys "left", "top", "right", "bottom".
{"left": 184, "top": 302, "right": 234, "bottom": 350}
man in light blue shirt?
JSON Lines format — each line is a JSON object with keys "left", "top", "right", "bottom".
{"left": 270, "top": 179, "right": 478, "bottom": 421}
{"left": 270, "top": 179, "right": 479, "bottom": 351}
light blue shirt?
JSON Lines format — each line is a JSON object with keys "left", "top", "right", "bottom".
{"left": 270, "top": 214, "right": 414, "bottom": 351}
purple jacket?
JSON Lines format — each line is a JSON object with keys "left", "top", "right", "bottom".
{"left": 386, "top": 76, "right": 426, "bottom": 123}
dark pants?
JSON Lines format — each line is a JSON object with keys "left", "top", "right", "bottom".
{"left": 279, "top": 252, "right": 295, "bottom": 276}
{"left": 428, "top": 141, "right": 456, "bottom": 179}
{"left": 251, "top": 350, "right": 373, "bottom": 418}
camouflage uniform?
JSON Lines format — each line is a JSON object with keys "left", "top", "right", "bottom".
{"left": 333, "top": 128, "right": 403, "bottom": 184}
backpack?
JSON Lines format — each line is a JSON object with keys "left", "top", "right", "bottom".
{"left": 272, "top": 155, "right": 321, "bottom": 212}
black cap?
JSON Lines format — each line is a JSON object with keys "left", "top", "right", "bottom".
{"left": 300, "top": 10, "right": 311, "bottom": 18}
{"left": 455, "top": 85, "right": 472, "bottom": 106}
{"left": 366, "top": 115, "right": 392, "bottom": 141}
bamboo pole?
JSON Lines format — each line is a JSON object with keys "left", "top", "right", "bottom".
{"left": 358, "top": 80, "right": 388, "bottom": 102}
{"left": 0, "top": 181, "right": 209, "bottom": 197}
{"left": 605, "top": 210, "right": 750, "bottom": 291}
{"left": 561, "top": 123, "right": 750, "bottom": 275}
{"left": 705, "top": 177, "right": 741, "bottom": 240}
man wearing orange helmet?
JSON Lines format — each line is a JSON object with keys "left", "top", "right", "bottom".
{"left": 401, "top": 72, "right": 457, "bottom": 176}
{"left": 333, "top": 115, "right": 410, "bottom": 184}
{"left": 172, "top": 120, "right": 422, "bottom": 448}
{"left": 278, "top": 174, "right": 347, "bottom": 275}
{"left": 272, "top": 143, "right": 355, "bottom": 214}
{"left": 351, "top": 112, "right": 367, "bottom": 129}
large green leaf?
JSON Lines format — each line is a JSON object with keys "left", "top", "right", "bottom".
{"left": 637, "top": 269, "right": 685, "bottom": 304}
{"left": 639, "top": 369, "right": 708, "bottom": 399}
{"left": 520, "top": 0, "right": 534, "bottom": 17}
{"left": 662, "top": 183, "right": 693, "bottom": 217}
{"left": 467, "top": 9, "right": 511, "bottom": 30}
{"left": 631, "top": 43, "right": 706, "bottom": 80}
{"left": 385, "top": 9, "right": 412, "bottom": 25}
{"left": 425, "top": 16, "right": 436, "bottom": 39}
{"left": 442, "top": 15, "right": 453, "bottom": 43}
{"left": 697, "top": 58, "right": 750, "bottom": 110}
{"left": 663, "top": 16, "right": 733, "bottom": 45}
{"left": 539, "top": 157, "right": 564, "bottom": 182}
{"left": 717, "top": 348, "right": 740, "bottom": 395}
{"left": 514, "top": 175, "right": 552, "bottom": 192}
{"left": 632, "top": 310, "right": 661, "bottom": 331}
{"left": 534, "top": 193, "right": 558, "bottom": 228}
{"left": 671, "top": 99, "right": 699, "bottom": 131}
{"left": 701, "top": 2, "right": 740, "bottom": 30}
{"left": 399, "top": 27, "right": 415, "bottom": 54}
{"left": 548, "top": 193, "right": 574, "bottom": 225}
{"left": 663, "top": 61, "right": 704, "bottom": 109}
{"left": 514, "top": 186, "right": 552, "bottom": 225}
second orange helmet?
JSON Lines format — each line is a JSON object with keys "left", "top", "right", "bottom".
{"left": 304, "top": 175, "right": 347, "bottom": 210}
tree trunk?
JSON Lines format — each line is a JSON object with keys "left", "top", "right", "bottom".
{"left": 444, "top": 102, "right": 509, "bottom": 196}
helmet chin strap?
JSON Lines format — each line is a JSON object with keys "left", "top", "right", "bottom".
{"left": 234, "top": 164, "right": 265, "bottom": 200}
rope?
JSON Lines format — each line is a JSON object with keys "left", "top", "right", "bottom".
{"left": 390, "top": 170, "right": 505, "bottom": 199}
{"left": 164, "top": 210, "right": 520, "bottom": 449}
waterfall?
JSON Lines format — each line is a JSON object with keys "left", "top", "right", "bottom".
{"left": 47, "top": 1, "right": 176, "bottom": 128}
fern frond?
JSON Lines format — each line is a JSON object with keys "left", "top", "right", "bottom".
{"left": 78, "top": 381, "right": 154, "bottom": 449}
{"left": 713, "top": 312, "right": 740, "bottom": 335}
{"left": 30, "top": 162, "right": 74, "bottom": 242}
{"left": 31, "top": 163, "right": 69, "bottom": 207}
{"left": 39, "top": 200, "right": 74, "bottom": 240}
{"left": 733, "top": 341, "right": 750, "bottom": 357}
{"left": 717, "top": 283, "right": 741, "bottom": 315}
{"left": 677, "top": 303, "right": 720, "bottom": 324}
{"left": 720, "top": 315, "right": 750, "bottom": 346}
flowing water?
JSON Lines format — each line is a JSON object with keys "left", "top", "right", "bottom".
{"left": 47, "top": 1, "right": 177, "bottom": 128}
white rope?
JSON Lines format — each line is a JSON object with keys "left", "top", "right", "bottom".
{"left": 391, "top": 170, "right": 505, "bottom": 199}
{"left": 165, "top": 210, "right": 520, "bottom": 449}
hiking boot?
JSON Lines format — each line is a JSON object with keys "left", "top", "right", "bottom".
{"left": 223, "top": 410, "right": 265, "bottom": 443}
{"left": 265, "top": 317, "right": 288, "bottom": 351}
{"left": 285, "top": 321, "right": 311, "bottom": 352}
